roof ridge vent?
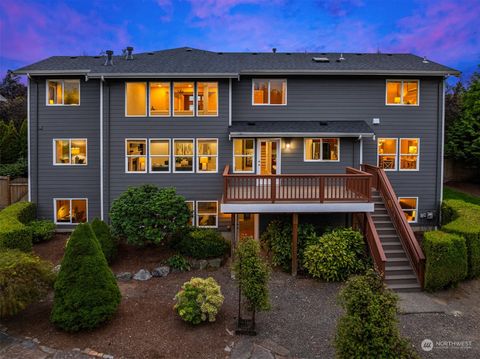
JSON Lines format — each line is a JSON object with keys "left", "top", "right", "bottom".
{"left": 104, "top": 50, "right": 114, "bottom": 66}
{"left": 185, "top": 48, "right": 193, "bottom": 52}
{"left": 312, "top": 56, "right": 329, "bottom": 63}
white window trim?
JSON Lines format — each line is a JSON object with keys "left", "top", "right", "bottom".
{"left": 125, "top": 138, "right": 148, "bottom": 173}
{"left": 149, "top": 138, "right": 171, "bottom": 173}
{"left": 125, "top": 82, "right": 148, "bottom": 117}
{"left": 196, "top": 82, "right": 219, "bottom": 117}
{"left": 377, "top": 138, "right": 398, "bottom": 171}
{"left": 186, "top": 200, "right": 195, "bottom": 226}
{"left": 53, "top": 198, "right": 88, "bottom": 225}
{"left": 173, "top": 82, "right": 195, "bottom": 117}
{"left": 46, "top": 79, "right": 81, "bottom": 106}
{"left": 148, "top": 82, "right": 171, "bottom": 117}
{"left": 385, "top": 79, "right": 420, "bottom": 106}
{"left": 173, "top": 138, "right": 195, "bottom": 173}
{"left": 232, "top": 138, "right": 255, "bottom": 174}
{"left": 251, "top": 79, "right": 287, "bottom": 106}
{"left": 196, "top": 138, "right": 219, "bottom": 173}
{"left": 196, "top": 200, "right": 218, "bottom": 228}
{"left": 398, "top": 197, "right": 419, "bottom": 223}
{"left": 303, "top": 138, "right": 341, "bottom": 162}
{"left": 52, "top": 138, "right": 88, "bottom": 166}
{"left": 399, "top": 138, "right": 420, "bottom": 171}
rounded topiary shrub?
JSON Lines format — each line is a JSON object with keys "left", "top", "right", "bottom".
{"left": 0, "top": 249, "right": 55, "bottom": 317}
{"left": 110, "top": 185, "right": 191, "bottom": 246}
{"left": 91, "top": 218, "right": 117, "bottom": 263}
{"left": 303, "top": 228, "right": 367, "bottom": 282}
{"left": 51, "top": 223, "right": 121, "bottom": 332}
{"left": 177, "top": 229, "right": 230, "bottom": 259}
{"left": 27, "top": 220, "right": 56, "bottom": 243}
{"left": 174, "top": 277, "right": 224, "bottom": 324}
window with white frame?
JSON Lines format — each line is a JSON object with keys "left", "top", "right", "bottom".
{"left": 186, "top": 200, "right": 195, "bottom": 226}
{"left": 149, "top": 139, "right": 170, "bottom": 172}
{"left": 399, "top": 197, "right": 418, "bottom": 223}
{"left": 54, "top": 139, "right": 87, "bottom": 165}
{"left": 149, "top": 82, "right": 170, "bottom": 116}
{"left": 197, "top": 82, "right": 218, "bottom": 116}
{"left": 196, "top": 201, "right": 218, "bottom": 228}
{"left": 252, "top": 79, "right": 286, "bottom": 105}
{"left": 173, "top": 82, "right": 194, "bottom": 116}
{"left": 126, "top": 139, "right": 147, "bottom": 172}
{"left": 304, "top": 138, "right": 339, "bottom": 161}
{"left": 54, "top": 198, "right": 87, "bottom": 224}
{"left": 377, "top": 138, "right": 398, "bottom": 170}
{"left": 399, "top": 138, "right": 419, "bottom": 170}
{"left": 233, "top": 139, "right": 255, "bottom": 173}
{"left": 126, "top": 82, "right": 147, "bottom": 116}
{"left": 386, "top": 80, "right": 419, "bottom": 105}
{"left": 47, "top": 80, "right": 80, "bottom": 105}
{"left": 196, "top": 139, "right": 218, "bottom": 172}
{"left": 174, "top": 139, "right": 194, "bottom": 172}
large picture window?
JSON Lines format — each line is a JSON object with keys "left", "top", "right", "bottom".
{"left": 54, "top": 139, "right": 87, "bottom": 165}
{"left": 386, "top": 80, "right": 419, "bottom": 105}
{"left": 54, "top": 198, "right": 87, "bottom": 224}
{"left": 174, "top": 82, "right": 194, "bottom": 116}
{"left": 196, "top": 139, "right": 218, "bottom": 173}
{"left": 126, "top": 82, "right": 147, "bottom": 116}
{"left": 377, "top": 138, "right": 398, "bottom": 170}
{"left": 400, "top": 138, "right": 419, "bottom": 170}
{"left": 174, "top": 139, "right": 194, "bottom": 172}
{"left": 197, "top": 82, "right": 218, "bottom": 116}
{"left": 233, "top": 139, "right": 255, "bottom": 173}
{"left": 252, "top": 79, "right": 287, "bottom": 105}
{"left": 399, "top": 197, "right": 418, "bottom": 223}
{"left": 196, "top": 201, "right": 218, "bottom": 228}
{"left": 126, "top": 139, "right": 147, "bottom": 173}
{"left": 149, "top": 82, "right": 170, "bottom": 116}
{"left": 149, "top": 139, "right": 170, "bottom": 172}
{"left": 47, "top": 80, "right": 80, "bottom": 105}
{"left": 304, "top": 138, "right": 339, "bottom": 161}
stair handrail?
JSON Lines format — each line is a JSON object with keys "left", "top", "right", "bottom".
{"left": 361, "top": 164, "right": 425, "bottom": 288}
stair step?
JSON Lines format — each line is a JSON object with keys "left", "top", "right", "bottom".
{"left": 385, "top": 266, "right": 415, "bottom": 276}
{"left": 382, "top": 242, "right": 403, "bottom": 251}
{"left": 376, "top": 228, "right": 397, "bottom": 235}
{"left": 385, "top": 249, "right": 407, "bottom": 258}
{"left": 387, "top": 257, "right": 409, "bottom": 263}
{"left": 387, "top": 282, "right": 422, "bottom": 292}
{"left": 372, "top": 213, "right": 389, "bottom": 218}
{"left": 372, "top": 220, "right": 394, "bottom": 228}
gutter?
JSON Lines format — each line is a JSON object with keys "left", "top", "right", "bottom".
{"left": 87, "top": 73, "right": 240, "bottom": 79}
{"left": 229, "top": 132, "right": 375, "bottom": 139}
{"left": 240, "top": 69, "right": 461, "bottom": 77}
{"left": 13, "top": 69, "right": 91, "bottom": 76}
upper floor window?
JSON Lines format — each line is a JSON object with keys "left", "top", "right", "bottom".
{"left": 233, "top": 139, "right": 255, "bottom": 173}
{"left": 174, "top": 139, "right": 194, "bottom": 172}
{"left": 377, "top": 138, "right": 398, "bottom": 170}
{"left": 252, "top": 79, "right": 287, "bottom": 105}
{"left": 149, "top": 82, "right": 170, "bottom": 116}
{"left": 126, "top": 82, "right": 147, "bottom": 116}
{"left": 55, "top": 198, "right": 87, "bottom": 224}
{"left": 399, "top": 197, "right": 418, "bottom": 223}
{"left": 196, "top": 139, "right": 218, "bottom": 173}
{"left": 149, "top": 139, "right": 170, "bottom": 172}
{"left": 304, "top": 138, "right": 339, "bottom": 162}
{"left": 378, "top": 138, "right": 420, "bottom": 171}
{"left": 386, "top": 80, "right": 419, "bottom": 105}
{"left": 126, "top": 139, "right": 147, "bottom": 173}
{"left": 174, "top": 82, "right": 194, "bottom": 116}
{"left": 197, "top": 82, "right": 218, "bottom": 116}
{"left": 54, "top": 139, "right": 87, "bottom": 165}
{"left": 47, "top": 80, "right": 80, "bottom": 105}
{"left": 400, "top": 138, "right": 419, "bottom": 170}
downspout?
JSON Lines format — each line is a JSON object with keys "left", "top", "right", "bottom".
{"left": 27, "top": 75, "right": 31, "bottom": 201}
{"left": 228, "top": 78, "right": 232, "bottom": 126}
{"left": 358, "top": 135, "right": 363, "bottom": 169}
{"left": 100, "top": 77, "right": 104, "bottom": 220}
{"left": 36, "top": 79, "right": 39, "bottom": 205}
{"left": 439, "top": 79, "right": 446, "bottom": 221}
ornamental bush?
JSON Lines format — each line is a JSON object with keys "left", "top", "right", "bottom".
{"left": 0, "top": 249, "right": 55, "bottom": 317}
{"left": 91, "top": 218, "right": 117, "bottom": 263}
{"left": 0, "top": 216, "right": 32, "bottom": 252}
{"left": 110, "top": 185, "right": 191, "bottom": 246}
{"left": 423, "top": 230, "right": 467, "bottom": 291}
{"left": 27, "top": 220, "right": 56, "bottom": 243}
{"left": 51, "top": 223, "right": 121, "bottom": 332}
{"left": 335, "top": 270, "right": 419, "bottom": 359}
{"left": 174, "top": 277, "right": 224, "bottom": 324}
{"left": 1, "top": 201, "right": 36, "bottom": 224}
{"left": 167, "top": 254, "right": 191, "bottom": 272}
{"left": 176, "top": 229, "right": 230, "bottom": 259}
{"left": 303, "top": 228, "right": 367, "bottom": 282}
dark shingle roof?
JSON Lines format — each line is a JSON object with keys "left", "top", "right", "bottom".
{"left": 14, "top": 47, "right": 460, "bottom": 77}
{"left": 229, "top": 121, "right": 374, "bottom": 137}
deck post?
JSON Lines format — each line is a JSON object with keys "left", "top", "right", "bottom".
{"left": 292, "top": 213, "right": 298, "bottom": 276}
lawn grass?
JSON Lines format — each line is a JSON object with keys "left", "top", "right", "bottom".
{"left": 444, "top": 186, "right": 480, "bottom": 206}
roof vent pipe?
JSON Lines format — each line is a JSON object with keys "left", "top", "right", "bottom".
{"left": 104, "top": 50, "right": 114, "bottom": 66}
{"left": 422, "top": 56, "right": 429, "bottom": 63}
{"left": 126, "top": 46, "right": 134, "bottom": 60}
{"left": 339, "top": 53, "right": 345, "bottom": 61}
{"left": 272, "top": 48, "right": 277, "bottom": 53}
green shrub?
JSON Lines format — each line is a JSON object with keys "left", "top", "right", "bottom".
{"left": 91, "top": 218, "right": 117, "bottom": 263}
{"left": 0, "top": 158, "right": 28, "bottom": 178}
{"left": 423, "top": 231, "right": 467, "bottom": 291}
{"left": 167, "top": 254, "right": 190, "bottom": 271}
{"left": 303, "top": 228, "right": 367, "bottom": 282}
{"left": 1, "top": 201, "right": 36, "bottom": 224}
{"left": 110, "top": 185, "right": 191, "bottom": 246}
{"left": 51, "top": 223, "right": 121, "bottom": 332}
{"left": 174, "top": 277, "right": 224, "bottom": 324}
{"left": 0, "top": 249, "right": 55, "bottom": 317}
{"left": 27, "top": 220, "right": 56, "bottom": 243}
{"left": 176, "top": 229, "right": 230, "bottom": 259}
{"left": 442, "top": 199, "right": 480, "bottom": 277}
{"left": 233, "top": 237, "right": 270, "bottom": 312}
{"left": 260, "top": 219, "right": 316, "bottom": 271}
{"left": 0, "top": 216, "right": 32, "bottom": 252}
{"left": 335, "top": 270, "right": 419, "bottom": 359}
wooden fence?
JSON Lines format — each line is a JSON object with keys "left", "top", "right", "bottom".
{"left": 0, "top": 176, "right": 28, "bottom": 209}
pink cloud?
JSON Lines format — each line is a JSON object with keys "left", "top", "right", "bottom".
{"left": 187, "top": 0, "right": 282, "bottom": 19}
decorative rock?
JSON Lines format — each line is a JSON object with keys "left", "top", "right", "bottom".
{"left": 152, "top": 266, "right": 170, "bottom": 277}
{"left": 133, "top": 269, "right": 152, "bottom": 281}
{"left": 207, "top": 258, "right": 222, "bottom": 269}
{"left": 40, "top": 345, "right": 56, "bottom": 355}
{"left": 199, "top": 259, "right": 208, "bottom": 270}
{"left": 115, "top": 272, "right": 132, "bottom": 281}
{"left": 258, "top": 339, "right": 290, "bottom": 357}
{"left": 189, "top": 259, "right": 200, "bottom": 270}
{"left": 251, "top": 344, "right": 275, "bottom": 359}
{"left": 53, "top": 265, "right": 61, "bottom": 273}
{"left": 103, "top": 355, "right": 114, "bottom": 359}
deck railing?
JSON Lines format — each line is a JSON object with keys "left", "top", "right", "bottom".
{"left": 223, "top": 165, "right": 372, "bottom": 203}
{"left": 361, "top": 164, "right": 425, "bottom": 287}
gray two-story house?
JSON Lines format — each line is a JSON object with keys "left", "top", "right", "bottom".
{"left": 15, "top": 47, "right": 459, "bottom": 290}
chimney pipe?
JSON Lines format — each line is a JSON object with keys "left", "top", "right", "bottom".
{"left": 272, "top": 48, "right": 277, "bottom": 53}
{"left": 105, "top": 50, "right": 114, "bottom": 66}
{"left": 126, "top": 46, "right": 134, "bottom": 60}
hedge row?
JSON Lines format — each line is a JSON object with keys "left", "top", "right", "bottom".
{"left": 0, "top": 202, "right": 36, "bottom": 252}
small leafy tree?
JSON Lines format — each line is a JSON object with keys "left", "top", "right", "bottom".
{"left": 0, "top": 120, "right": 21, "bottom": 164}
{"left": 110, "top": 185, "right": 191, "bottom": 246}
{"left": 51, "top": 223, "right": 121, "bottom": 332}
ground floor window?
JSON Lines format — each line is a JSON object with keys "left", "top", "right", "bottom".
{"left": 196, "top": 201, "right": 218, "bottom": 228}
{"left": 54, "top": 198, "right": 87, "bottom": 224}
{"left": 238, "top": 213, "right": 256, "bottom": 239}
{"left": 399, "top": 197, "right": 418, "bottom": 223}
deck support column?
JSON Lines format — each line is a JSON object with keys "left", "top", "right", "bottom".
{"left": 292, "top": 213, "right": 298, "bottom": 276}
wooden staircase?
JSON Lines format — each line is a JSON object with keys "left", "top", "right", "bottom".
{"left": 371, "top": 189, "right": 421, "bottom": 292}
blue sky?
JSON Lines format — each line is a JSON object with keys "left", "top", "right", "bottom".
{"left": 1, "top": 0, "right": 479, "bottom": 82}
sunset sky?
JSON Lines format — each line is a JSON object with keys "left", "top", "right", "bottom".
{"left": 1, "top": 0, "right": 479, "bottom": 81}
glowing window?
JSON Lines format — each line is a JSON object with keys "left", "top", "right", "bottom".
{"left": 149, "top": 82, "right": 170, "bottom": 116}
{"left": 47, "top": 80, "right": 80, "bottom": 105}
{"left": 399, "top": 197, "right": 418, "bottom": 223}
{"left": 55, "top": 198, "right": 87, "bottom": 224}
{"left": 197, "top": 82, "right": 218, "bottom": 116}
{"left": 400, "top": 138, "right": 419, "bottom": 170}
{"left": 378, "top": 138, "right": 398, "bottom": 170}
{"left": 304, "top": 138, "right": 339, "bottom": 161}
{"left": 149, "top": 139, "right": 170, "bottom": 172}
{"left": 54, "top": 139, "right": 87, "bottom": 165}
{"left": 253, "top": 79, "right": 286, "bottom": 105}
{"left": 126, "top": 82, "right": 147, "bottom": 116}
{"left": 186, "top": 200, "right": 194, "bottom": 226}
{"left": 386, "top": 80, "right": 418, "bottom": 105}
{"left": 173, "top": 82, "right": 194, "bottom": 116}
{"left": 126, "top": 139, "right": 147, "bottom": 173}
{"left": 174, "top": 139, "right": 194, "bottom": 172}
{"left": 196, "top": 201, "right": 218, "bottom": 228}
{"left": 197, "top": 139, "right": 218, "bottom": 173}
{"left": 233, "top": 139, "right": 255, "bottom": 173}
